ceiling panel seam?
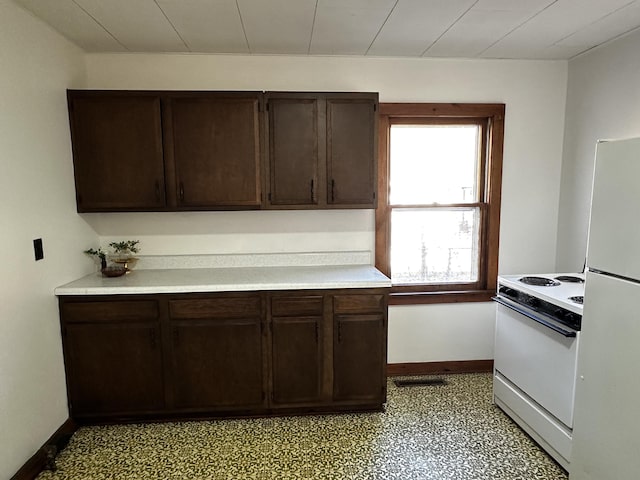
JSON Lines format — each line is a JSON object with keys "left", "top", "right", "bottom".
{"left": 553, "top": 0, "right": 635, "bottom": 46}
{"left": 421, "top": 0, "right": 481, "bottom": 57}
{"left": 235, "top": 0, "right": 251, "bottom": 53}
{"left": 70, "top": 0, "right": 129, "bottom": 51}
{"left": 477, "top": 0, "right": 559, "bottom": 57}
{"left": 364, "top": 0, "right": 399, "bottom": 56}
{"left": 569, "top": 22, "right": 640, "bottom": 60}
{"left": 307, "top": 0, "right": 319, "bottom": 54}
{"left": 153, "top": 0, "right": 190, "bottom": 52}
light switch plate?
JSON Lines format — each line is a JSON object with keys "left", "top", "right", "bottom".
{"left": 33, "top": 238, "right": 44, "bottom": 261}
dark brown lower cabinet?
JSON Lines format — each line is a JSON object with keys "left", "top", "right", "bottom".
{"left": 168, "top": 295, "right": 265, "bottom": 410}
{"left": 333, "top": 293, "right": 387, "bottom": 403}
{"left": 333, "top": 313, "right": 386, "bottom": 402}
{"left": 61, "top": 300, "right": 165, "bottom": 418}
{"left": 271, "top": 316, "right": 323, "bottom": 405}
{"left": 58, "top": 288, "right": 388, "bottom": 423}
{"left": 270, "top": 295, "right": 324, "bottom": 406}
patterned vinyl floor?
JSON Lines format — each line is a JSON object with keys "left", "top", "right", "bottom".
{"left": 37, "top": 373, "right": 567, "bottom": 480}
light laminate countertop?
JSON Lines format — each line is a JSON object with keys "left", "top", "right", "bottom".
{"left": 54, "top": 264, "right": 391, "bottom": 296}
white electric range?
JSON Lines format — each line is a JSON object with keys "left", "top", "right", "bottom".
{"left": 493, "top": 273, "right": 585, "bottom": 471}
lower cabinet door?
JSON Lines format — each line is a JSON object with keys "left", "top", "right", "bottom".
{"left": 271, "top": 316, "right": 323, "bottom": 405}
{"left": 170, "top": 318, "right": 264, "bottom": 409}
{"left": 333, "top": 314, "right": 385, "bottom": 403}
{"left": 64, "top": 322, "right": 165, "bottom": 416}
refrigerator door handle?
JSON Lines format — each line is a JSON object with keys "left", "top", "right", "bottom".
{"left": 493, "top": 297, "right": 577, "bottom": 338}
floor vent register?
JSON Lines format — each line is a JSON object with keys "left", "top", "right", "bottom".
{"left": 393, "top": 378, "right": 448, "bottom": 387}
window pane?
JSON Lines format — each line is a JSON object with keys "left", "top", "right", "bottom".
{"left": 391, "top": 208, "right": 480, "bottom": 284}
{"left": 390, "top": 125, "right": 479, "bottom": 204}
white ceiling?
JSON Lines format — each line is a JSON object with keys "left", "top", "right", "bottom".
{"left": 13, "top": 0, "right": 640, "bottom": 60}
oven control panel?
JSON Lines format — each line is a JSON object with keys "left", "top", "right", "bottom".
{"left": 498, "top": 285, "right": 582, "bottom": 331}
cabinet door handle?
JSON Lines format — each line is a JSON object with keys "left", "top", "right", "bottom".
{"left": 310, "top": 179, "right": 315, "bottom": 203}
{"left": 155, "top": 180, "right": 161, "bottom": 201}
{"left": 331, "top": 179, "right": 335, "bottom": 202}
{"left": 315, "top": 322, "right": 319, "bottom": 343}
{"left": 179, "top": 182, "right": 185, "bottom": 202}
{"left": 337, "top": 321, "right": 341, "bottom": 343}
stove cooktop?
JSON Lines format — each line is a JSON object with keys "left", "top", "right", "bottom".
{"left": 498, "top": 272, "right": 585, "bottom": 315}
{"left": 519, "top": 276, "right": 561, "bottom": 286}
{"left": 569, "top": 295, "right": 584, "bottom": 305}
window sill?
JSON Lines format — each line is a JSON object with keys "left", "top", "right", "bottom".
{"left": 389, "top": 289, "right": 496, "bottom": 306}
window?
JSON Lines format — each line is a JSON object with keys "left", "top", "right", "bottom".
{"left": 375, "top": 104, "right": 505, "bottom": 304}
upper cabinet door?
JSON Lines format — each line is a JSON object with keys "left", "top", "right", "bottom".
{"left": 266, "top": 95, "right": 320, "bottom": 206}
{"left": 68, "top": 92, "right": 166, "bottom": 212}
{"left": 326, "top": 97, "right": 377, "bottom": 207}
{"left": 264, "top": 92, "right": 378, "bottom": 209}
{"left": 165, "top": 93, "right": 262, "bottom": 209}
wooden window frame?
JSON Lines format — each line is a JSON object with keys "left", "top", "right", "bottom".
{"left": 375, "top": 103, "right": 505, "bottom": 305}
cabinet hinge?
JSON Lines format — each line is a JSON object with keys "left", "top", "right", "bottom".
{"left": 373, "top": 103, "right": 377, "bottom": 112}
{"left": 266, "top": 102, "right": 269, "bottom": 112}
{"left": 373, "top": 191, "right": 376, "bottom": 200}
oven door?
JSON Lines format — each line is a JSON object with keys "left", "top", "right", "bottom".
{"left": 494, "top": 298, "right": 579, "bottom": 428}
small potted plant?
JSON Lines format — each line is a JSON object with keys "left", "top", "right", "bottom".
{"left": 108, "top": 240, "right": 140, "bottom": 271}
{"left": 84, "top": 247, "right": 127, "bottom": 277}
{"left": 84, "top": 247, "right": 107, "bottom": 270}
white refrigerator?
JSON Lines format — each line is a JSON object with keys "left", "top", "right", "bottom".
{"left": 570, "top": 137, "right": 640, "bottom": 479}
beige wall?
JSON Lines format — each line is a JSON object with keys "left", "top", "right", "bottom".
{"left": 84, "top": 53, "right": 569, "bottom": 364}
{"left": 0, "top": 1, "right": 96, "bottom": 477}
{"left": 557, "top": 28, "right": 640, "bottom": 272}
{"left": 2, "top": 3, "right": 572, "bottom": 473}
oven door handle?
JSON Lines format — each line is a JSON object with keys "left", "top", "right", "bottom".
{"left": 492, "top": 297, "right": 577, "bottom": 338}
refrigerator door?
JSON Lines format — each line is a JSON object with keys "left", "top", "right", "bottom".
{"left": 587, "top": 137, "right": 640, "bottom": 279}
{"left": 570, "top": 271, "right": 640, "bottom": 480}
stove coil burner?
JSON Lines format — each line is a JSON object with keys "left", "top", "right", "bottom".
{"left": 569, "top": 296, "right": 584, "bottom": 305}
{"left": 555, "top": 275, "right": 585, "bottom": 283}
{"left": 519, "top": 276, "right": 561, "bottom": 287}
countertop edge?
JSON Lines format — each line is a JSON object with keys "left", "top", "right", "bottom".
{"left": 54, "top": 281, "right": 392, "bottom": 296}
{"left": 54, "top": 265, "right": 392, "bottom": 296}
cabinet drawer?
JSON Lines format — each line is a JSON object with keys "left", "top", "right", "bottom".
{"left": 271, "top": 296, "right": 323, "bottom": 316}
{"left": 62, "top": 300, "right": 158, "bottom": 323}
{"left": 169, "top": 296, "right": 261, "bottom": 319}
{"left": 333, "top": 294, "right": 386, "bottom": 314}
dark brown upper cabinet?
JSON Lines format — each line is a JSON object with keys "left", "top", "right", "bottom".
{"left": 265, "top": 95, "right": 320, "bottom": 207}
{"left": 264, "top": 92, "right": 378, "bottom": 209}
{"left": 326, "top": 97, "right": 378, "bottom": 206}
{"left": 67, "top": 90, "right": 377, "bottom": 212}
{"left": 68, "top": 90, "right": 263, "bottom": 212}
{"left": 67, "top": 92, "right": 166, "bottom": 212}
{"left": 163, "top": 93, "right": 262, "bottom": 209}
